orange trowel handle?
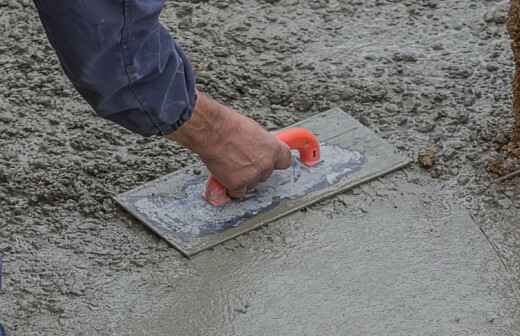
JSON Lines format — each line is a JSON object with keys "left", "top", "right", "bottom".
{"left": 204, "top": 128, "right": 321, "bottom": 206}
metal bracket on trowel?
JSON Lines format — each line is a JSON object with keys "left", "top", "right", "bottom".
{"left": 115, "top": 108, "right": 412, "bottom": 257}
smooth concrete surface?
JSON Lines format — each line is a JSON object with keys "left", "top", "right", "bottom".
{"left": 79, "top": 173, "right": 520, "bottom": 335}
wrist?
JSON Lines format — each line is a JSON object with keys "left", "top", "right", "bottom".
{"left": 165, "top": 91, "right": 231, "bottom": 157}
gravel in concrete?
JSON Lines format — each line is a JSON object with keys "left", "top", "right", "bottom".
{"left": 1, "top": 0, "right": 520, "bottom": 334}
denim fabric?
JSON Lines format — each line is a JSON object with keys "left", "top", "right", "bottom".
{"left": 33, "top": 0, "right": 196, "bottom": 136}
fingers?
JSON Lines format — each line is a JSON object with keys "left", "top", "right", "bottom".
{"left": 226, "top": 167, "right": 267, "bottom": 198}
{"left": 227, "top": 142, "right": 291, "bottom": 199}
{"left": 258, "top": 167, "right": 272, "bottom": 183}
{"left": 274, "top": 142, "right": 292, "bottom": 170}
{"left": 227, "top": 186, "right": 248, "bottom": 199}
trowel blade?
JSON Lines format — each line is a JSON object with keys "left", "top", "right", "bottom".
{"left": 115, "top": 108, "right": 411, "bottom": 257}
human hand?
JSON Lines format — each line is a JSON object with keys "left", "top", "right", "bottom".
{"left": 167, "top": 91, "right": 292, "bottom": 198}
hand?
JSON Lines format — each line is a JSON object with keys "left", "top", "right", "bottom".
{"left": 166, "top": 91, "right": 292, "bottom": 198}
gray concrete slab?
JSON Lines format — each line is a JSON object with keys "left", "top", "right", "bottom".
{"left": 79, "top": 173, "right": 519, "bottom": 335}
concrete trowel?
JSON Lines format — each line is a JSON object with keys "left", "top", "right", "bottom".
{"left": 115, "top": 108, "right": 411, "bottom": 257}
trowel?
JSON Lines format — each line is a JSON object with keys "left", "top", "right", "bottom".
{"left": 115, "top": 108, "right": 411, "bottom": 257}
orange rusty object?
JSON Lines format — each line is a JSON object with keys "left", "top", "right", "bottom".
{"left": 204, "top": 128, "right": 321, "bottom": 206}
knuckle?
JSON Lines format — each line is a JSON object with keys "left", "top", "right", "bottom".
{"left": 260, "top": 170, "right": 273, "bottom": 182}
{"left": 228, "top": 176, "right": 248, "bottom": 191}
{"left": 259, "top": 157, "right": 274, "bottom": 172}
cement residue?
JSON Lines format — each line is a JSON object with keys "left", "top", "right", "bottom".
{"left": 131, "top": 145, "right": 364, "bottom": 243}
{"left": 1, "top": 0, "right": 520, "bottom": 334}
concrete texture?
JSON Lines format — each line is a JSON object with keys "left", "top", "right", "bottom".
{"left": 117, "top": 109, "right": 410, "bottom": 256}
{"left": 40, "top": 174, "right": 520, "bottom": 335}
{"left": 2, "top": 0, "right": 520, "bottom": 335}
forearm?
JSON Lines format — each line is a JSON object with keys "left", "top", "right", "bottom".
{"left": 33, "top": 0, "right": 196, "bottom": 136}
{"left": 166, "top": 91, "right": 231, "bottom": 157}
{"left": 32, "top": 0, "right": 292, "bottom": 198}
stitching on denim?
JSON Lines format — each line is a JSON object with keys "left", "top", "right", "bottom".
{"left": 120, "top": 0, "right": 165, "bottom": 135}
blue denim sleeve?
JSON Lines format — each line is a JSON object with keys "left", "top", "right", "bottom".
{"left": 33, "top": 0, "right": 196, "bottom": 136}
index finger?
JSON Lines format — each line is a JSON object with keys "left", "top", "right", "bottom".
{"left": 274, "top": 142, "right": 292, "bottom": 170}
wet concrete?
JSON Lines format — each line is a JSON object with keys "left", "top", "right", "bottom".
{"left": 2, "top": 0, "right": 520, "bottom": 334}
{"left": 44, "top": 173, "right": 520, "bottom": 335}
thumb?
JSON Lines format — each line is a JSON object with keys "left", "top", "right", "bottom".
{"left": 274, "top": 142, "right": 292, "bottom": 170}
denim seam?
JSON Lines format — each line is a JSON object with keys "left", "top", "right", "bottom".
{"left": 120, "top": 0, "right": 166, "bottom": 136}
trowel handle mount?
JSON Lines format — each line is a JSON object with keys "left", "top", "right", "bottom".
{"left": 204, "top": 128, "right": 321, "bottom": 206}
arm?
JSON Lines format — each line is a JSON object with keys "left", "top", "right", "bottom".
{"left": 168, "top": 90, "right": 292, "bottom": 198}
{"left": 33, "top": 0, "right": 291, "bottom": 198}
{"left": 33, "top": 0, "right": 196, "bottom": 136}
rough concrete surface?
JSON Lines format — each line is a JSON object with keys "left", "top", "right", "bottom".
{"left": 1, "top": 0, "right": 520, "bottom": 335}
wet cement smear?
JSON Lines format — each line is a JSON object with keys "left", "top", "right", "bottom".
{"left": 131, "top": 144, "right": 365, "bottom": 243}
